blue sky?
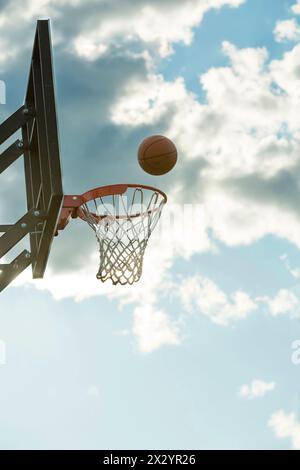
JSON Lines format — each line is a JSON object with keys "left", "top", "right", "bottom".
{"left": 1, "top": 0, "right": 300, "bottom": 450}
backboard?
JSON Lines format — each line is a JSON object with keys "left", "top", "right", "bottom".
{"left": 22, "top": 20, "right": 63, "bottom": 278}
{"left": 0, "top": 20, "right": 63, "bottom": 290}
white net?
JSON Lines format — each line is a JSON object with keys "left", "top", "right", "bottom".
{"left": 79, "top": 186, "right": 166, "bottom": 285}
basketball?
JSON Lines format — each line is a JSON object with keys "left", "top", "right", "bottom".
{"left": 138, "top": 135, "right": 177, "bottom": 176}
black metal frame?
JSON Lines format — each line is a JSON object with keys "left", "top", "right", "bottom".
{"left": 0, "top": 20, "right": 63, "bottom": 292}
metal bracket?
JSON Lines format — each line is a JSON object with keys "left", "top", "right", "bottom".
{"left": 0, "top": 105, "right": 33, "bottom": 146}
{"left": 0, "top": 209, "right": 47, "bottom": 260}
{"left": 56, "top": 195, "right": 83, "bottom": 233}
{"left": 0, "top": 250, "right": 31, "bottom": 292}
{"left": 0, "top": 139, "right": 25, "bottom": 174}
{"left": 0, "top": 209, "right": 46, "bottom": 291}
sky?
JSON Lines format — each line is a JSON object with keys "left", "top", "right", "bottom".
{"left": 1, "top": 0, "right": 300, "bottom": 450}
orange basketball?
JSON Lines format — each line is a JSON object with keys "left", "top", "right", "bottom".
{"left": 138, "top": 135, "right": 177, "bottom": 176}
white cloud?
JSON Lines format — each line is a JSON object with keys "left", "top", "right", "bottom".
{"left": 280, "top": 254, "right": 300, "bottom": 279}
{"left": 179, "top": 275, "right": 257, "bottom": 326}
{"left": 270, "top": 44, "right": 300, "bottom": 103}
{"left": 274, "top": 19, "right": 300, "bottom": 43}
{"left": 111, "top": 75, "right": 188, "bottom": 126}
{"left": 259, "top": 289, "right": 300, "bottom": 319}
{"left": 239, "top": 379, "right": 275, "bottom": 399}
{"left": 73, "top": 36, "right": 108, "bottom": 60}
{"left": 112, "top": 39, "right": 300, "bottom": 251}
{"left": 269, "top": 410, "right": 300, "bottom": 450}
{"left": 292, "top": 1, "right": 300, "bottom": 15}
{"left": 0, "top": 0, "right": 245, "bottom": 67}
{"left": 71, "top": 0, "right": 245, "bottom": 59}
{"left": 132, "top": 304, "right": 180, "bottom": 353}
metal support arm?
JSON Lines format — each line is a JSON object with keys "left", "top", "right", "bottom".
{"left": 0, "top": 250, "right": 31, "bottom": 292}
{"left": 0, "top": 139, "right": 24, "bottom": 174}
{"left": 0, "top": 210, "right": 46, "bottom": 291}
{"left": 0, "top": 105, "right": 32, "bottom": 145}
{"left": 0, "top": 209, "right": 46, "bottom": 259}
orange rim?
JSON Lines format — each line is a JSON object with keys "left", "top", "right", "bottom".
{"left": 79, "top": 184, "right": 167, "bottom": 222}
{"left": 81, "top": 184, "right": 167, "bottom": 204}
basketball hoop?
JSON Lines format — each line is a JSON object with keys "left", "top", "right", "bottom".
{"left": 0, "top": 19, "right": 176, "bottom": 293}
{"left": 57, "top": 184, "right": 167, "bottom": 285}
